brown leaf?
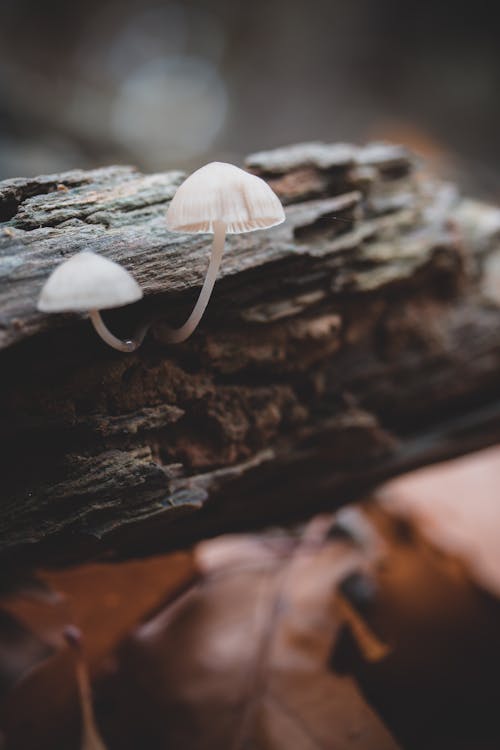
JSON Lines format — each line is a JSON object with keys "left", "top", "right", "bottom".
{"left": 349, "top": 505, "right": 500, "bottom": 748}
{"left": 64, "top": 626, "right": 107, "bottom": 750}
{"left": 378, "top": 445, "right": 500, "bottom": 596}
{"left": 2, "top": 551, "right": 196, "bottom": 666}
{"left": 0, "top": 550, "right": 196, "bottom": 750}
{"left": 337, "top": 595, "right": 389, "bottom": 663}
{"left": 0, "top": 610, "right": 53, "bottom": 699}
{"left": 111, "top": 516, "right": 398, "bottom": 749}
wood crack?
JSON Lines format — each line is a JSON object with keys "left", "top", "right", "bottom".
{"left": 1, "top": 141, "right": 500, "bottom": 568}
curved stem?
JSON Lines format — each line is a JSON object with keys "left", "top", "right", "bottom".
{"left": 163, "top": 220, "right": 226, "bottom": 343}
{"left": 88, "top": 220, "right": 226, "bottom": 351}
{"left": 89, "top": 309, "right": 146, "bottom": 353}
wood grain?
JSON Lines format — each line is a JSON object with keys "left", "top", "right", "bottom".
{"left": 1, "top": 141, "right": 500, "bottom": 567}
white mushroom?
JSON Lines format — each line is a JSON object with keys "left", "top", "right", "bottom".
{"left": 37, "top": 251, "right": 144, "bottom": 352}
{"left": 165, "top": 161, "right": 285, "bottom": 342}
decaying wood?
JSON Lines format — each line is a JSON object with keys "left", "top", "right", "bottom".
{"left": 1, "top": 141, "right": 500, "bottom": 568}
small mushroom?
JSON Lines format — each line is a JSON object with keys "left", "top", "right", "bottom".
{"left": 165, "top": 161, "right": 285, "bottom": 342}
{"left": 37, "top": 251, "right": 144, "bottom": 352}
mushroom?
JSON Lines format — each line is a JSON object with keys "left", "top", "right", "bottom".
{"left": 164, "top": 161, "right": 285, "bottom": 342}
{"left": 37, "top": 251, "right": 144, "bottom": 352}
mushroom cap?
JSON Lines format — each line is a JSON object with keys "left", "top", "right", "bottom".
{"left": 166, "top": 161, "right": 285, "bottom": 234}
{"left": 37, "top": 251, "right": 143, "bottom": 313}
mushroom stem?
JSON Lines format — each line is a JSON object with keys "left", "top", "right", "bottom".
{"left": 163, "top": 219, "right": 226, "bottom": 343}
{"left": 88, "top": 220, "right": 226, "bottom": 350}
{"left": 89, "top": 309, "right": 146, "bottom": 353}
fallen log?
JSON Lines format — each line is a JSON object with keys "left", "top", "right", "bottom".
{"left": 1, "top": 141, "right": 500, "bottom": 568}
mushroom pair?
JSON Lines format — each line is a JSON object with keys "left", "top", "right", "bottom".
{"left": 38, "top": 162, "right": 285, "bottom": 351}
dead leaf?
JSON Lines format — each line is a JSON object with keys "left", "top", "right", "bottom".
{"left": 337, "top": 595, "right": 389, "bottom": 663}
{"left": 0, "top": 550, "right": 196, "bottom": 750}
{"left": 0, "top": 610, "right": 53, "bottom": 699}
{"left": 378, "top": 445, "right": 500, "bottom": 596}
{"left": 109, "top": 516, "right": 398, "bottom": 749}
{"left": 2, "top": 551, "right": 196, "bottom": 666}
{"left": 64, "top": 626, "right": 107, "bottom": 750}
{"left": 346, "top": 505, "right": 500, "bottom": 748}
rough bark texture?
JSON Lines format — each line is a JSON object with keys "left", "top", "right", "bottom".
{"left": 1, "top": 141, "right": 500, "bottom": 568}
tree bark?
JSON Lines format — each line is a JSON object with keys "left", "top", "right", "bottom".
{"left": 1, "top": 142, "right": 500, "bottom": 568}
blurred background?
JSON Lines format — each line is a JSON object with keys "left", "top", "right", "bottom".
{"left": 0, "top": 0, "right": 499, "bottom": 196}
